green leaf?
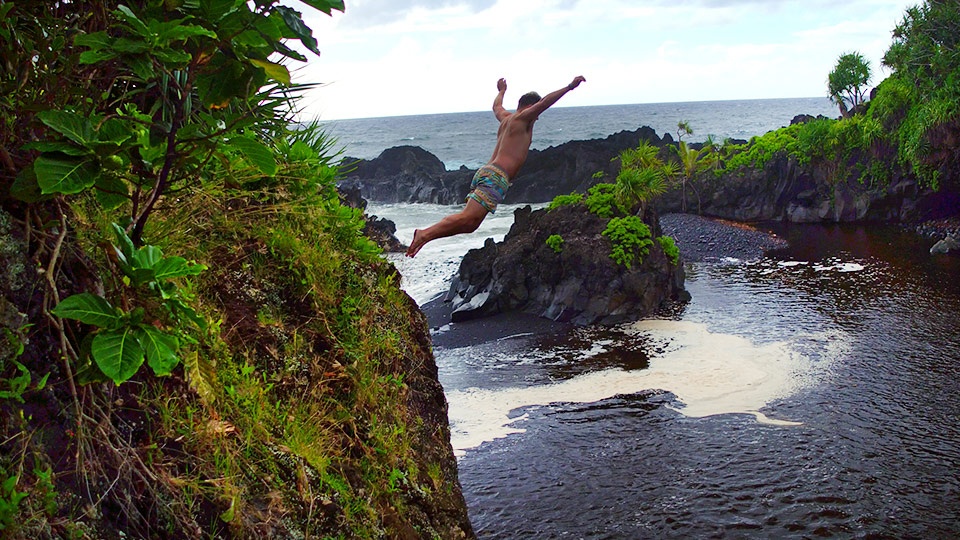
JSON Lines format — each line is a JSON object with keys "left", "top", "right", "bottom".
{"left": 92, "top": 328, "right": 146, "bottom": 385}
{"left": 37, "top": 110, "right": 91, "bottom": 146}
{"left": 94, "top": 175, "right": 130, "bottom": 210}
{"left": 153, "top": 20, "right": 217, "bottom": 43}
{"left": 299, "top": 0, "right": 345, "bottom": 15}
{"left": 9, "top": 167, "right": 51, "bottom": 203}
{"left": 132, "top": 245, "right": 164, "bottom": 270}
{"left": 272, "top": 39, "right": 307, "bottom": 62}
{"left": 34, "top": 154, "right": 98, "bottom": 195}
{"left": 111, "top": 223, "right": 136, "bottom": 261}
{"left": 51, "top": 293, "right": 120, "bottom": 328}
{"left": 274, "top": 6, "right": 320, "bottom": 55}
{"left": 231, "top": 136, "right": 277, "bottom": 175}
{"left": 153, "top": 257, "right": 207, "bottom": 280}
{"left": 22, "top": 141, "right": 90, "bottom": 156}
{"left": 79, "top": 49, "right": 118, "bottom": 64}
{"left": 249, "top": 59, "right": 290, "bottom": 85}
{"left": 115, "top": 5, "right": 151, "bottom": 37}
{"left": 136, "top": 326, "right": 180, "bottom": 376}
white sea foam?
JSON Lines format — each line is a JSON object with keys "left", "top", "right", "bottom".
{"left": 446, "top": 320, "right": 843, "bottom": 456}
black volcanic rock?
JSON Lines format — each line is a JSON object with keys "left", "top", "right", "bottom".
{"left": 339, "top": 145, "right": 473, "bottom": 204}
{"left": 337, "top": 184, "right": 406, "bottom": 252}
{"left": 338, "top": 127, "right": 669, "bottom": 205}
{"left": 443, "top": 204, "right": 687, "bottom": 325}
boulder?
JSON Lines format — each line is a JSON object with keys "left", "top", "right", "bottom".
{"left": 444, "top": 204, "right": 687, "bottom": 325}
{"left": 930, "top": 236, "right": 959, "bottom": 255}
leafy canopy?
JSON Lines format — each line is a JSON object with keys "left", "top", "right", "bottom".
{"left": 828, "top": 52, "right": 872, "bottom": 117}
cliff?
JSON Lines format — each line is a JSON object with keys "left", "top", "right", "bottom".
{"left": 444, "top": 204, "right": 688, "bottom": 326}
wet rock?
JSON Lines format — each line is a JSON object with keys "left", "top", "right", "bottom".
{"left": 930, "top": 236, "right": 959, "bottom": 255}
{"left": 444, "top": 205, "right": 686, "bottom": 326}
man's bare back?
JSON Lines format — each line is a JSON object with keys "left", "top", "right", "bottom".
{"left": 405, "top": 75, "right": 585, "bottom": 257}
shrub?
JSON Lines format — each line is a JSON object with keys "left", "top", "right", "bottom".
{"left": 547, "top": 193, "right": 583, "bottom": 210}
{"left": 545, "top": 234, "right": 564, "bottom": 253}
{"left": 602, "top": 216, "right": 653, "bottom": 269}
{"left": 657, "top": 236, "right": 680, "bottom": 266}
{"left": 585, "top": 183, "right": 620, "bottom": 218}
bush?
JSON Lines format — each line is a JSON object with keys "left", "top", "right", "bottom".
{"left": 547, "top": 193, "right": 583, "bottom": 211}
{"left": 545, "top": 234, "right": 564, "bottom": 253}
{"left": 585, "top": 183, "right": 620, "bottom": 218}
{"left": 657, "top": 235, "right": 680, "bottom": 266}
{"left": 602, "top": 216, "right": 652, "bottom": 269}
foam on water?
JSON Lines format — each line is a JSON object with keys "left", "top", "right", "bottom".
{"left": 446, "top": 319, "right": 844, "bottom": 456}
{"left": 374, "top": 203, "right": 540, "bottom": 305}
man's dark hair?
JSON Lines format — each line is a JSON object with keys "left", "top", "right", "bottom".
{"left": 518, "top": 91, "right": 541, "bottom": 109}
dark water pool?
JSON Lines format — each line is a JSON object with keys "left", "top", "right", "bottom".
{"left": 438, "top": 224, "right": 960, "bottom": 539}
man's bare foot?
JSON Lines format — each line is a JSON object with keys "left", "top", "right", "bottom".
{"left": 406, "top": 229, "right": 426, "bottom": 257}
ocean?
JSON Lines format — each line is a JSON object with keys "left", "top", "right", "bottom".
{"left": 322, "top": 97, "right": 839, "bottom": 170}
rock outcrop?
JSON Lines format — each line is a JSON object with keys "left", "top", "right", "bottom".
{"left": 443, "top": 204, "right": 687, "bottom": 325}
{"left": 656, "top": 152, "right": 960, "bottom": 224}
{"left": 338, "top": 184, "right": 407, "bottom": 252}
{"left": 339, "top": 145, "right": 474, "bottom": 204}
{"left": 338, "top": 127, "right": 671, "bottom": 205}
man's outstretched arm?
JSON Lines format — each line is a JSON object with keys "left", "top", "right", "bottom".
{"left": 517, "top": 75, "right": 586, "bottom": 120}
{"left": 493, "top": 78, "right": 509, "bottom": 121}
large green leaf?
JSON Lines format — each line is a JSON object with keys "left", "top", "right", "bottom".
{"left": 136, "top": 326, "right": 180, "bottom": 376}
{"left": 153, "top": 257, "right": 207, "bottom": 280}
{"left": 231, "top": 136, "right": 278, "bottom": 176}
{"left": 92, "top": 328, "right": 145, "bottom": 385}
{"left": 114, "top": 5, "right": 151, "bottom": 37}
{"left": 9, "top": 168, "right": 51, "bottom": 203}
{"left": 299, "top": 0, "right": 345, "bottom": 15}
{"left": 37, "top": 110, "right": 91, "bottom": 146}
{"left": 111, "top": 223, "right": 137, "bottom": 262}
{"left": 132, "top": 245, "right": 164, "bottom": 271}
{"left": 34, "top": 154, "right": 98, "bottom": 195}
{"left": 275, "top": 6, "right": 319, "bottom": 55}
{"left": 94, "top": 174, "right": 130, "bottom": 210}
{"left": 22, "top": 141, "right": 90, "bottom": 156}
{"left": 51, "top": 293, "right": 120, "bottom": 328}
{"left": 249, "top": 59, "right": 290, "bottom": 85}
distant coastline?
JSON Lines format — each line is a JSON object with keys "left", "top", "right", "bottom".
{"left": 323, "top": 97, "right": 838, "bottom": 170}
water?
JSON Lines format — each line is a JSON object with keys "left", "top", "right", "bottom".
{"left": 373, "top": 205, "right": 960, "bottom": 538}
{"left": 359, "top": 99, "right": 959, "bottom": 538}
{"left": 322, "top": 98, "right": 838, "bottom": 170}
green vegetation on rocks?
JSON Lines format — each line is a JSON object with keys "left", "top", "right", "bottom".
{"left": 0, "top": 1, "right": 470, "bottom": 538}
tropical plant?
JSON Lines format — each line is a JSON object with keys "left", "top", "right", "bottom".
{"left": 602, "top": 216, "right": 653, "bottom": 269}
{"left": 546, "top": 234, "right": 564, "bottom": 253}
{"left": 585, "top": 182, "right": 621, "bottom": 218}
{"left": 828, "top": 51, "right": 872, "bottom": 117}
{"left": 548, "top": 192, "right": 583, "bottom": 210}
{"left": 673, "top": 140, "right": 714, "bottom": 213}
{"left": 51, "top": 224, "right": 206, "bottom": 385}
{"left": 611, "top": 141, "right": 672, "bottom": 215}
{"left": 10, "top": 0, "right": 344, "bottom": 245}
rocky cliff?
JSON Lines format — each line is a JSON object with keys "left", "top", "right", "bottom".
{"left": 656, "top": 150, "right": 960, "bottom": 223}
{"left": 338, "top": 127, "right": 672, "bottom": 205}
{"left": 443, "top": 204, "right": 687, "bottom": 326}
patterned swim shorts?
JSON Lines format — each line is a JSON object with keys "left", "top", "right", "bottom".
{"left": 466, "top": 164, "right": 511, "bottom": 213}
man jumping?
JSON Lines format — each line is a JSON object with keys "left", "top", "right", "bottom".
{"left": 405, "top": 75, "right": 586, "bottom": 257}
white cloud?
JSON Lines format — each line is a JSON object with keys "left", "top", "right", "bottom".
{"left": 289, "top": 0, "right": 916, "bottom": 120}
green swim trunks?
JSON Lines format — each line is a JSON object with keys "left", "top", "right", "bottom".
{"left": 466, "top": 164, "right": 511, "bottom": 213}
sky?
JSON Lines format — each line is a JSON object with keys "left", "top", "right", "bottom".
{"left": 288, "top": 0, "right": 917, "bottom": 120}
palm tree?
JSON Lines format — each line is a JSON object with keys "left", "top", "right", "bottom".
{"left": 673, "top": 140, "right": 713, "bottom": 213}
{"left": 614, "top": 141, "right": 670, "bottom": 216}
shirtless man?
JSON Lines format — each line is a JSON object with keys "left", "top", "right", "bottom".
{"left": 405, "top": 75, "right": 586, "bottom": 257}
